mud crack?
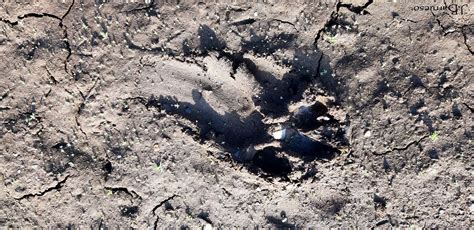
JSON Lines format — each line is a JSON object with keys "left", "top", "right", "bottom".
{"left": 0, "top": 0, "right": 75, "bottom": 73}
{"left": 104, "top": 186, "right": 142, "bottom": 200}
{"left": 75, "top": 76, "right": 100, "bottom": 137}
{"left": 463, "top": 103, "right": 474, "bottom": 113}
{"left": 60, "top": 0, "right": 75, "bottom": 74}
{"left": 271, "top": 19, "right": 296, "bottom": 28}
{"left": 152, "top": 194, "right": 179, "bottom": 228}
{"left": 314, "top": 0, "right": 373, "bottom": 48}
{"left": 229, "top": 18, "right": 257, "bottom": 26}
{"left": 461, "top": 26, "right": 474, "bottom": 55}
{"left": 431, "top": 11, "right": 474, "bottom": 55}
{"left": 124, "top": 0, "right": 156, "bottom": 14}
{"left": 376, "top": 135, "right": 429, "bottom": 155}
{"left": 14, "top": 175, "right": 69, "bottom": 200}
{"left": 152, "top": 194, "right": 179, "bottom": 215}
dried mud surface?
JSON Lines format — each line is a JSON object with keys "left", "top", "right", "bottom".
{"left": 0, "top": 0, "right": 473, "bottom": 228}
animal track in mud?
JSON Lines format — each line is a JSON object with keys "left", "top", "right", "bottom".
{"left": 125, "top": 26, "right": 348, "bottom": 181}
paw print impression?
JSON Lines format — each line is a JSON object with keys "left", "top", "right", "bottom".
{"left": 132, "top": 26, "right": 348, "bottom": 182}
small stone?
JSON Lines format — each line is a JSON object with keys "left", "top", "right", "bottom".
{"left": 203, "top": 223, "right": 213, "bottom": 230}
{"left": 317, "top": 116, "right": 330, "bottom": 121}
{"left": 272, "top": 129, "right": 287, "bottom": 140}
{"left": 364, "top": 131, "right": 372, "bottom": 138}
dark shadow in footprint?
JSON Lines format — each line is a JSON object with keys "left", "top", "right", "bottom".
{"left": 251, "top": 146, "right": 292, "bottom": 177}
{"left": 156, "top": 25, "right": 343, "bottom": 178}
{"left": 265, "top": 215, "right": 297, "bottom": 229}
{"left": 242, "top": 30, "right": 296, "bottom": 55}
{"left": 241, "top": 55, "right": 319, "bottom": 117}
{"left": 157, "top": 90, "right": 270, "bottom": 151}
{"left": 283, "top": 132, "right": 339, "bottom": 161}
{"left": 198, "top": 25, "right": 226, "bottom": 54}
{"left": 290, "top": 101, "right": 329, "bottom": 131}
{"left": 193, "top": 25, "right": 337, "bottom": 116}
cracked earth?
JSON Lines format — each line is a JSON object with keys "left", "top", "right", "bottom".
{"left": 0, "top": 0, "right": 473, "bottom": 228}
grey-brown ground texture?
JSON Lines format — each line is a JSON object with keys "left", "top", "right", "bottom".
{"left": 0, "top": 0, "right": 473, "bottom": 228}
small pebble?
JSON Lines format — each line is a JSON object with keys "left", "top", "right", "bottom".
{"left": 364, "top": 131, "right": 372, "bottom": 138}
{"left": 203, "top": 224, "right": 213, "bottom": 230}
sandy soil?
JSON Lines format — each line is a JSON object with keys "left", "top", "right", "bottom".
{"left": 0, "top": 0, "right": 473, "bottom": 228}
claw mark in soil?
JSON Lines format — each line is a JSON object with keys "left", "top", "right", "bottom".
{"left": 14, "top": 175, "right": 69, "bottom": 200}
